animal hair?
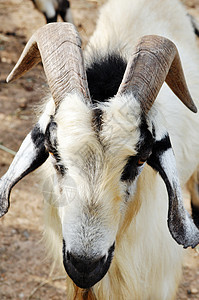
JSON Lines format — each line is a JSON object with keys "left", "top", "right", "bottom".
{"left": 2, "top": 0, "right": 199, "bottom": 299}
{"left": 40, "top": 0, "right": 199, "bottom": 298}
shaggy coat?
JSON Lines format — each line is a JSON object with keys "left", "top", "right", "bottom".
{"left": 41, "top": 0, "right": 199, "bottom": 299}
{"left": 1, "top": 0, "right": 199, "bottom": 299}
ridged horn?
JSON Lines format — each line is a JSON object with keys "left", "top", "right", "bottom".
{"left": 117, "top": 35, "right": 197, "bottom": 114}
{"left": 7, "top": 23, "right": 91, "bottom": 106}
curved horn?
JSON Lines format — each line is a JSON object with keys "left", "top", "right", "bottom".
{"left": 117, "top": 35, "right": 197, "bottom": 114}
{"left": 7, "top": 23, "right": 91, "bottom": 106}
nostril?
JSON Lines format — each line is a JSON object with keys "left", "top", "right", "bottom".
{"left": 67, "top": 251, "right": 106, "bottom": 274}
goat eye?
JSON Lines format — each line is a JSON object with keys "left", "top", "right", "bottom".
{"left": 137, "top": 158, "right": 146, "bottom": 166}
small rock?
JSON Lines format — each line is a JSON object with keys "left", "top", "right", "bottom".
{"left": 190, "top": 288, "right": 198, "bottom": 294}
{"left": 23, "top": 230, "right": 29, "bottom": 240}
{"left": 19, "top": 292, "right": 24, "bottom": 299}
{"left": 1, "top": 57, "right": 12, "bottom": 64}
{"left": 19, "top": 102, "right": 27, "bottom": 109}
{"left": 11, "top": 228, "right": 17, "bottom": 235}
{"left": 187, "top": 289, "right": 191, "bottom": 295}
{"left": 187, "top": 287, "right": 198, "bottom": 295}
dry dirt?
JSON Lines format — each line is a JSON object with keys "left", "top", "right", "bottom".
{"left": 0, "top": 0, "right": 199, "bottom": 299}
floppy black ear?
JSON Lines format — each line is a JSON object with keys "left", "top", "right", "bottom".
{"left": 0, "top": 101, "right": 55, "bottom": 218}
{"left": 0, "top": 124, "right": 49, "bottom": 217}
{"left": 147, "top": 134, "right": 199, "bottom": 248}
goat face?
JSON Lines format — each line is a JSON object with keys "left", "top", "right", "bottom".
{"left": 42, "top": 94, "right": 145, "bottom": 288}
{"left": 40, "top": 92, "right": 184, "bottom": 289}
{"left": 1, "top": 23, "right": 199, "bottom": 289}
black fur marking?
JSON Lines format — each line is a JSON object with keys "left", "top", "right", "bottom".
{"left": 121, "top": 156, "right": 140, "bottom": 181}
{"left": 31, "top": 0, "right": 70, "bottom": 23}
{"left": 59, "top": 0, "right": 70, "bottom": 20}
{"left": 147, "top": 134, "right": 172, "bottom": 182}
{"left": 45, "top": 119, "right": 66, "bottom": 176}
{"left": 121, "top": 117, "right": 154, "bottom": 182}
{"left": 146, "top": 135, "right": 171, "bottom": 185}
{"left": 191, "top": 201, "right": 199, "bottom": 229}
{"left": 44, "top": 13, "right": 58, "bottom": 23}
{"left": 92, "top": 108, "right": 103, "bottom": 133}
{"left": 86, "top": 53, "right": 127, "bottom": 103}
{"left": 29, "top": 124, "right": 49, "bottom": 171}
{"left": 31, "top": 123, "right": 46, "bottom": 148}
{"left": 147, "top": 135, "right": 190, "bottom": 245}
{"left": 45, "top": 119, "right": 58, "bottom": 153}
{"left": 16, "top": 125, "right": 49, "bottom": 183}
{"left": 148, "top": 152, "right": 187, "bottom": 243}
{"left": 150, "top": 135, "right": 171, "bottom": 157}
{"left": 194, "top": 26, "right": 199, "bottom": 37}
{"left": 137, "top": 116, "right": 154, "bottom": 157}
{"left": 0, "top": 124, "right": 49, "bottom": 217}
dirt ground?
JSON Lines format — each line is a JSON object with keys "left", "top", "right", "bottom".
{"left": 0, "top": 0, "right": 199, "bottom": 299}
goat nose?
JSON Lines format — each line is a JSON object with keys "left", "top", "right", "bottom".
{"left": 67, "top": 251, "right": 105, "bottom": 274}
{"left": 63, "top": 243, "right": 115, "bottom": 288}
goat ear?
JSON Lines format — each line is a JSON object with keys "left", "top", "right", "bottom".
{"left": 147, "top": 134, "right": 199, "bottom": 248}
{"left": 0, "top": 124, "right": 49, "bottom": 217}
{"left": 0, "top": 101, "right": 54, "bottom": 217}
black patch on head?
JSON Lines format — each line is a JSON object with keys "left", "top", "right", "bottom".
{"left": 121, "top": 116, "right": 154, "bottom": 182}
{"left": 86, "top": 53, "right": 127, "bottom": 103}
{"left": 45, "top": 119, "right": 66, "bottom": 176}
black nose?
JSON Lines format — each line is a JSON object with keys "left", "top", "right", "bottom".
{"left": 63, "top": 242, "right": 115, "bottom": 289}
{"left": 67, "top": 252, "right": 106, "bottom": 274}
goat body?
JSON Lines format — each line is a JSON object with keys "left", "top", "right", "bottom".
{"left": 1, "top": 0, "right": 199, "bottom": 299}
{"left": 32, "top": 0, "right": 73, "bottom": 23}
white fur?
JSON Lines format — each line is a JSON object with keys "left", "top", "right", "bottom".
{"left": 34, "top": 0, "right": 58, "bottom": 18}
{"left": 41, "top": 0, "right": 199, "bottom": 299}
{"left": 33, "top": 0, "right": 73, "bottom": 22}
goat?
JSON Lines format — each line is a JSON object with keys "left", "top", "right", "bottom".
{"left": 31, "top": 0, "right": 73, "bottom": 23}
{"left": 1, "top": 0, "right": 199, "bottom": 299}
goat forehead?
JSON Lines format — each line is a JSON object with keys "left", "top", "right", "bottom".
{"left": 99, "top": 94, "right": 142, "bottom": 156}
{"left": 54, "top": 93, "right": 142, "bottom": 160}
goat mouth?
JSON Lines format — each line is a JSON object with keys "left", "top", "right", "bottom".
{"left": 63, "top": 242, "right": 115, "bottom": 289}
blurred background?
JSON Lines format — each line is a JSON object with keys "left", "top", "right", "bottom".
{"left": 0, "top": 0, "right": 199, "bottom": 299}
